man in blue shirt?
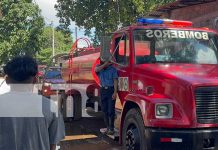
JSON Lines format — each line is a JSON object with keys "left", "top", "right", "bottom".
{"left": 95, "top": 58, "right": 118, "bottom": 135}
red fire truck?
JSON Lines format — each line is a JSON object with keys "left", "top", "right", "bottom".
{"left": 61, "top": 18, "right": 218, "bottom": 149}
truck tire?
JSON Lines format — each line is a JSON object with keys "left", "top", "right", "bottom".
{"left": 60, "top": 92, "right": 82, "bottom": 121}
{"left": 59, "top": 92, "right": 69, "bottom": 122}
{"left": 73, "top": 93, "right": 82, "bottom": 120}
{"left": 122, "top": 108, "right": 147, "bottom": 150}
{"left": 59, "top": 91, "right": 65, "bottom": 114}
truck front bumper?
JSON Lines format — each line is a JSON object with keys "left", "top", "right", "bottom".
{"left": 146, "top": 128, "right": 218, "bottom": 150}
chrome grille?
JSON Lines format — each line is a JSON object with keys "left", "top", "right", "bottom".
{"left": 195, "top": 87, "right": 218, "bottom": 124}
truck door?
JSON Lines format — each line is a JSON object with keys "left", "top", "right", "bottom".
{"left": 113, "top": 33, "right": 131, "bottom": 105}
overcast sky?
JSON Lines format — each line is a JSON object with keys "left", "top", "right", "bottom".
{"left": 34, "top": 0, "right": 86, "bottom": 39}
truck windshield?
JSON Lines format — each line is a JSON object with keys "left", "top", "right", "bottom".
{"left": 134, "top": 29, "right": 218, "bottom": 64}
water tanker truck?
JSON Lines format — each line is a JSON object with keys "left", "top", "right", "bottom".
{"left": 60, "top": 18, "right": 218, "bottom": 150}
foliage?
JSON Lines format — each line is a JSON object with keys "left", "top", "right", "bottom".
{"left": 0, "top": 0, "right": 44, "bottom": 64}
{"left": 55, "top": 0, "right": 176, "bottom": 43}
{"left": 36, "top": 27, "right": 73, "bottom": 65}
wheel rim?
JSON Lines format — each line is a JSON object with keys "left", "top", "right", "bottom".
{"left": 126, "top": 125, "right": 140, "bottom": 150}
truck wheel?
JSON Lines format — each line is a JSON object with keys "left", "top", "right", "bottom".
{"left": 61, "top": 92, "right": 82, "bottom": 121}
{"left": 73, "top": 93, "right": 82, "bottom": 120}
{"left": 60, "top": 92, "right": 67, "bottom": 121}
{"left": 122, "top": 108, "right": 147, "bottom": 150}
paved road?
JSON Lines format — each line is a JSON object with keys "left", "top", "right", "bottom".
{"left": 60, "top": 117, "right": 122, "bottom": 150}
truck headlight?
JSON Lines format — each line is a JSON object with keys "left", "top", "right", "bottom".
{"left": 155, "top": 103, "right": 173, "bottom": 119}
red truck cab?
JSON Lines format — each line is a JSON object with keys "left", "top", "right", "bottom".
{"left": 108, "top": 18, "right": 218, "bottom": 150}
{"left": 61, "top": 18, "right": 218, "bottom": 149}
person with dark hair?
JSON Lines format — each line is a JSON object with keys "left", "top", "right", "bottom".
{"left": 0, "top": 56, "right": 65, "bottom": 150}
{"left": 3, "top": 56, "right": 38, "bottom": 83}
{"left": 95, "top": 58, "right": 118, "bottom": 135}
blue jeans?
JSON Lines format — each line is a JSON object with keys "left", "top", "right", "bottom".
{"left": 100, "top": 87, "right": 116, "bottom": 129}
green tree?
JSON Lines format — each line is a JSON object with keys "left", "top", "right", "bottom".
{"left": 55, "top": 0, "right": 176, "bottom": 42}
{"left": 0, "top": 0, "right": 44, "bottom": 64}
{"left": 36, "top": 26, "right": 73, "bottom": 65}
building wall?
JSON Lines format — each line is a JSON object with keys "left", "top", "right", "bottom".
{"left": 168, "top": 0, "right": 218, "bottom": 31}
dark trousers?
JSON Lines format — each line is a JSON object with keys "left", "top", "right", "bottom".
{"left": 100, "top": 87, "right": 116, "bottom": 130}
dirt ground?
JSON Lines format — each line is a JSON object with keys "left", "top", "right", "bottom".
{"left": 60, "top": 117, "right": 122, "bottom": 150}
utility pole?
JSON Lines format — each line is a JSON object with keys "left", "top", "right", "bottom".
{"left": 75, "top": 27, "right": 78, "bottom": 48}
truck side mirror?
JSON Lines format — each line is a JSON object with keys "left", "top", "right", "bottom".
{"left": 100, "top": 36, "right": 112, "bottom": 60}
